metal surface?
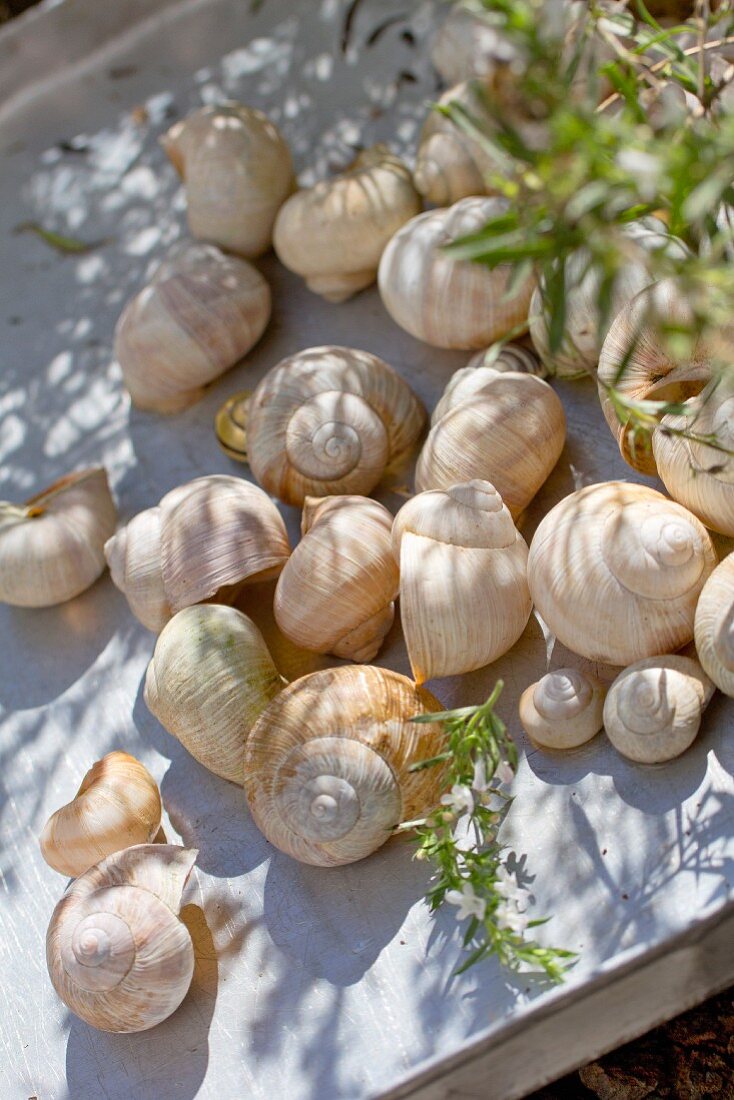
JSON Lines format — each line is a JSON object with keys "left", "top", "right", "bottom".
{"left": 0, "top": 2, "right": 732, "bottom": 1098}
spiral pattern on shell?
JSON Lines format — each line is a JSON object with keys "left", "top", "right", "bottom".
{"left": 695, "top": 554, "right": 734, "bottom": 696}
{"left": 519, "top": 668, "right": 606, "bottom": 751}
{"left": 465, "top": 343, "right": 547, "bottom": 377}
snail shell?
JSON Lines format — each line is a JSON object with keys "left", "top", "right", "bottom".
{"left": 415, "top": 360, "right": 566, "bottom": 519}
{"left": 519, "top": 669, "right": 607, "bottom": 750}
{"left": 246, "top": 346, "right": 426, "bottom": 507}
{"left": 653, "top": 380, "right": 734, "bottom": 537}
{"left": 597, "top": 280, "right": 715, "bottom": 474}
{"left": 0, "top": 468, "right": 117, "bottom": 608}
{"left": 695, "top": 554, "right": 734, "bottom": 696}
{"left": 145, "top": 604, "right": 285, "bottom": 783}
{"left": 105, "top": 475, "right": 290, "bottom": 631}
{"left": 377, "top": 197, "right": 536, "bottom": 350}
{"left": 527, "top": 481, "right": 717, "bottom": 666}
{"left": 393, "top": 480, "right": 532, "bottom": 684}
{"left": 243, "top": 665, "right": 446, "bottom": 866}
{"left": 465, "top": 343, "right": 547, "bottom": 377}
{"left": 273, "top": 145, "right": 421, "bottom": 302}
{"left": 414, "top": 81, "right": 503, "bottom": 206}
{"left": 40, "top": 752, "right": 162, "bottom": 878}
{"left": 274, "top": 496, "right": 399, "bottom": 662}
{"left": 114, "top": 242, "right": 271, "bottom": 414}
{"left": 430, "top": 5, "right": 517, "bottom": 86}
{"left": 161, "top": 103, "right": 294, "bottom": 258}
{"left": 47, "top": 845, "right": 197, "bottom": 1032}
{"left": 603, "top": 655, "right": 714, "bottom": 764}
{"left": 528, "top": 219, "right": 690, "bottom": 379}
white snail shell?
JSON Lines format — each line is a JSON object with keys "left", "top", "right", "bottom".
{"left": 430, "top": 5, "right": 517, "bottom": 86}
{"left": 244, "top": 665, "right": 447, "bottom": 866}
{"left": 603, "top": 655, "right": 714, "bottom": 764}
{"left": 527, "top": 481, "right": 717, "bottom": 666}
{"left": 47, "top": 845, "right": 197, "bottom": 1032}
{"left": 0, "top": 468, "right": 117, "bottom": 608}
{"left": 393, "top": 480, "right": 532, "bottom": 684}
{"left": 414, "top": 81, "right": 503, "bottom": 206}
{"left": 114, "top": 243, "right": 271, "bottom": 414}
{"left": 246, "top": 346, "right": 426, "bottom": 507}
{"left": 105, "top": 475, "right": 290, "bottom": 631}
{"left": 274, "top": 496, "right": 399, "bottom": 662}
{"left": 695, "top": 554, "right": 734, "bottom": 696}
{"left": 273, "top": 145, "right": 421, "bottom": 302}
{"left": 40, "top": 752, "right": 162, "bottom": 878}
{"left": 161, "top": 103, "right": 294, "bottom": 258}
{"left": 597, "top": 280, "right": 715, "bottom": 474}
{"left": 529, "top": 219, "right": 689, "bottom": 379}
{"left": 465, "top": 343, "right": 547, "bottom": 377}
{"left": 415, "top": 360, "right": 566, "bottom": 519}
{"left": 519, "top": 669, "right": 607, "bottom": 750}
{"left": 654, "top": 380, "right": 734, "bottom": 537}
{"left": 145, "top": 604, "right": 285, "bottom": 784}
{"left": 377, "top": 197, "right": 536, "bottom": 350}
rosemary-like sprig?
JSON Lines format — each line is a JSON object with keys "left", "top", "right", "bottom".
{"left": 408, "top": 682, "right": 574, "bottom": 980}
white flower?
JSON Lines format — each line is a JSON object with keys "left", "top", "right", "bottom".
{"left": 441, "top": 783, "right": 474, "bottom": 815}
{"left": 499, "top": 905, "right": 529, "bottom": 935}
{"left": 495, "top": 864, "right": 521, "bottom": 902}
{"left": 472, "top": 757, "right": 489, "bottom": 792}
{"left": 496, "top": 760, "right": 515, "bottom": 785}
{"left": 446, "top": 883, "right": 487, "bottom": 922}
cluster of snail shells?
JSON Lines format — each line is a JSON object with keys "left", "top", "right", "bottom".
{"left": 105, "top": 475, "right": 290, "bottom": 631}
{"left": 114, "top": 242, "right": 271, "bottom": 414}
{"left": 161, "top": 103, "right": 294, "bottom": 258}
{"left": 0, "top": 468, "right": 117, "bottom": 608}
{"left": 273, "top": 145, "right": 421, "bottom": 302}
{"left": 378, "top": 197, "right": 536, "bottom": 350}
{"left": 246, "top": 346, "right": 426, "bottom": 506}
{"left": 416, "top": 351, "right": 566, "bottom": 519}
{"left": 695, "top": 555, "right": 734, "bottom": 697}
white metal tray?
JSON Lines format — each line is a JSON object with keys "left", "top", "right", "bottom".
{"left": 0, "top": 2, "right": 732, "bottom": 1098}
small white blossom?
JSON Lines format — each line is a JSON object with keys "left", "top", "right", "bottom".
{"left": 495, "top": 864, "right": 522, "bottom": 902}
{"left": 472, "top": 757, "right": 489, "bottom": 792}
{"left": 498, "top": 905, "right": 529, "bottom": 935}
{"left": 441, "top": 784, "right": 474, "bottom": 815}
{"left": 446, "top": 883, "right": 487, "bottom": 922}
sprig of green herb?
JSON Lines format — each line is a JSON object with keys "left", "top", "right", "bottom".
{"left": 406, "top": 682, "right": 575, "bottom": 980}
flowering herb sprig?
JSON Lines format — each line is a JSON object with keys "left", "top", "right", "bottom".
{"left": 406, "top": 682, "right": 574, "bottom": 980}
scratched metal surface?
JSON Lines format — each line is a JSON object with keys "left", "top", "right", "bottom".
{"left": 0, "top": 2, "right": 732, "bottom": 1098}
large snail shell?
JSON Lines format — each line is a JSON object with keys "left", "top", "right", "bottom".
{"left": 274, "top": 496, "right": 398, "bottom": 662}
{"left": 243, "top": 665, "right": 446, "bottom": 866}
{"left": 0, "top": 468, "right": 117, "bottom": 608}
{"left": 105, "top": 475, "right": 290, "bottom": 630}
{"left": 603, "top": 656, "right": 714, "bottom": 763}
{"left": 40, "top": 752, "right": 162, "bottom": 878}
{"left": 414, "top": 81, "right": 502, "bottom": 206}
{"left": 114, "top": 242, "right": 271, "bottom": 414}
{"left": 162, "top": 103, "right": 294, "bottom": 258}
{"left": 47, "top": 845, "right": 197, "bottom": 1032}
{"left": 597, "top": 280, "right": 716, "bottom": 474}
{"left": 529, "top": 219, "right": 690, "bottom": 379}
{"left": 273, "top": 145, "right": 421, "bottom": 303}
{"left": 653, "top": 380, "right": 734, "bottom": 537}
{"left": 393, "top": 480, "right": 531, "bottom": 683}
{"left": 695, "top": 554, "right": 734, "bottom": 696}
{"left": 519, "top": 669, "right": 607, "bottom": 750}
{"left": 145, "top": 604, "right": 284, "bottom": 783}
{"left": 415, "top": 362, "right": 566, "bottom": 519}
{"left": 377, "top": 198, "right": 536, "bottom": 350}
{"left": 527, "top": 482, "right": 717, "bottom": 666}
{"left": 247, "top": 346, "right": 426, "bottom": 507}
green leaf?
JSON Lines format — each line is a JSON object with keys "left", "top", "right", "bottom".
{"left": 13, "top": 222, "right": 110, "bottom": 255}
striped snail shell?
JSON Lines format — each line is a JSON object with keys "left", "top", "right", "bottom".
{"left": 695, "top": 554, "right": 734, "bottom": 697}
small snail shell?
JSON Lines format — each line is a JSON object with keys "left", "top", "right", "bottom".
{"left": 47, "top": 845, "right": 197, "bottom": 1032}
{"left": 377, "top": 197, "right": 536, "bottom": 350}
{"left": 597, "top": 280, "right": 714, "bottom": 474}
{"left": 603, "top": 655, "right": 714, "bottom": 764}
{"left": 393, "top": 480, "right": 531, "bottom": 683}
{"left": 695, "top": 554, "right": 734, "bottom": 696}
{"left": 243, "top": 665, "right": 446, "bottom": 866}
{"left": 415, "top": 362, "right": 566, "bottom": 519}
{"left": 529, "top": 219, "right": 689, "bottom": 379}
{"left": 0, "top": 468, "right": 117, "bottom": 608}
{"left": 114, "top": 243, "right": 271, "bottom": 414}
{"left": 40, "top": 752, "right": 162, "bottom": 878}
{"left": 273, "top": 145, "right": 421, "bottom": 303}
{"left": 161, "top": 103, "right": 294, "bottom": 258}
{"left": 527, "top": 482, "right": 717, "bottom": 666}
{"left": 247, "top": 346, "right": 426, "bottom": 507}
{"left": 431, "top": 5, "right": 516, "bottom": 86}
{"left": 414, "top": 81, "right": 502, "bottom": 206}
{"left": 653, "top": 380, "right": 734, "bottom": 537}
{"left": 145, "top": 604, "right": 284, "bottom": 783}
{"left": 105, "top": 475, "right": 290, "bottom": 631}
{"left": 274, "top": 496, "right": 398, "bottom": 662}
{"left": 519, "top": 669, "right": 607, "bottom": 750}
{"left": 466, "top": 343, "right": 547, "bottom": 377}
